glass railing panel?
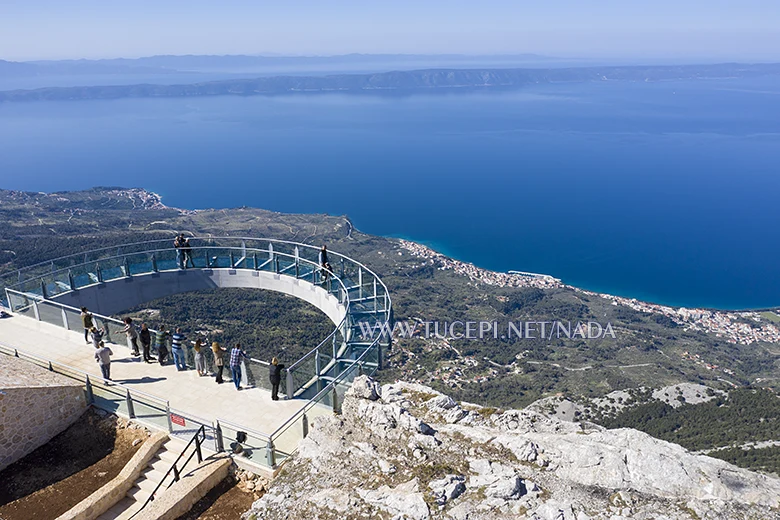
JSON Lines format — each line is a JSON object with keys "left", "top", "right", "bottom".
{"left": 37, "top": 300, "right": 65, "bottom": 328}
{"left": 168, "top": 409, "right": 214, "bottom": 447}
{"left": 218, "top": 422, "right": 271, "bottom": 466}
{"left": 270, "top": 413, "right": 308, "bottom": 464}
{"left": 127, "top": 396, "right": 170, "bottom": 432}
{"left": 290, "top": 355, "right": 317, "bottom": 396}
{"left": 91, "top": 379, "right": 130, "bottom": 417}
{"left": 96, "top": 317, "right": 128, "bottom": 347}
{"left": 6, "top": 289, "right": 33, "bottom": 314}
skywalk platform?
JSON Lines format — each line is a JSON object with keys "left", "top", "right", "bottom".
{"left": 0, "top": 237, "right": 392, "bottom": 470}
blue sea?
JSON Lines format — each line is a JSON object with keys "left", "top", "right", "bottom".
{"left": 1, "top": 77, "right": 780, "bottom": 310}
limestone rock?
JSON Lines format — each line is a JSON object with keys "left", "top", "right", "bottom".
{"left": 348, "top": 375, "right": 381, "bottom": 401}
{"left": 429, "top": 475, "right": 466, "bottom": 505}
{"left": 241, "top": 376, "right": 780, "bottom": 520}
{"left": 357, "top": 478, "right": 430, "bottom": 520}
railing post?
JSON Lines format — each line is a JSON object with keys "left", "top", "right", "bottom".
{"left": 314, "top": 350, "right": 321, "bottom": 380}
{"left": 166, "top": 402, "right": 173, "bottom": 432}
{"left": 40, "top": 280, "right": 48, "bottom": 299}
{"left": 215, "top": 421, "right": 225, "bottom": 452}
{"left": 126, "top": 389, "right": 136, "bottom": 418}
{"left": 332, "top": 333, "right": 337, "bottom": 361}
{"left": 266, "top": 439, "right": 276, "bottom": 468}
{"left": 295, "top": 257, "right": 299, "bottom": 279}
{"left": 204, "top": 250, "right": 209, "bottom": 267}
{"left": 85, "top": 374, "right": 94, "bottom": 404}
{"left": 195, "top": 431, "right": 203, "bottom": 463}
{"left": 68, "top": 270, "right": 76, "bottom": 291}
{"left": 173, "top": 463, "right": 180, "bottom": 482}
{"left": 358, "top": 267, "right": 363, "bottom": 299}
{"left": 61, "top": 307, "right": 69, "bottom": 329}
{"left": 253, "top": 253, "right": 258, "bottom": 270}
{"left": 123, "top": 257, "right": 131, "bottom": 277}
{"left": 48, "top": 361, "right": 53, "bottom": 371}
{"left": 286, "top": 370, "right": 293, "bottom": 400}
{"left": 274, "top": 256, "right": 279, "bottom": 273}
{"left": 302, "top": 413, "right": 309, "bottom": 439}
{"left": 151, "top": 254, "right": 158, "bottom": 272}
{"left": 331, "top": 384, "right": 339, "bottom": 414}
{"left": 340, "top": 258, "right": 345, "bottom": 278}
{"left": 96, "top": 263, "right": 104, "bottom": 283}
{"left": 230, "top": 251, "right": 235, "bottom": 268}
{"left": 33, "top": 301, "right": 40, "bottom": 321}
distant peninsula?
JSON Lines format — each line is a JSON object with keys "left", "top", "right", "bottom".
{"left": 1, "top": 62, "right": 779, "bottom": 102}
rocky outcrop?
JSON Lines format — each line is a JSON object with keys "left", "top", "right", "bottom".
{"left": 243, "top": 377, "right": 780, "bottom": 520}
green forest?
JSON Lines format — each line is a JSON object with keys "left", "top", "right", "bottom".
{"left": 594, "top": 388, "right": 780, "bottom": 475}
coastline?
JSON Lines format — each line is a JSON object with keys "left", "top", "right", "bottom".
{"left": 398, "top": 239, "right": 780, "bottom": 346}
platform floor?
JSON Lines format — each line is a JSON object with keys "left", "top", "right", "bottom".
{"left": 0, "top": 313, "right": 321, "bottom": 439}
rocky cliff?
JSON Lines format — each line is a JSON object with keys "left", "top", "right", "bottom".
{"left": 243, "top": 377, "right": 780, "bottom": 520}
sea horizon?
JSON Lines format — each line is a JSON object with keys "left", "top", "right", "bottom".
{"left": 2, "top": 76, "right": 780, "bottom": 311}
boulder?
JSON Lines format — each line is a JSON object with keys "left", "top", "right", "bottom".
{"left": 357, "top": 478, "right": 430, "bottom": 520}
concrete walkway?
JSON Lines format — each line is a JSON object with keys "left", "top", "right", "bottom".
{"left": 0, "top": 314, "right": 324, "bottom": 441}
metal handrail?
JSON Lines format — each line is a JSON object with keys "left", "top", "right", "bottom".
{"left": 269, "top": 338, "right": 376, "bottom": 440}
{"left": 131, "top": 424, "right": 207, "bottom": 518}
{"left": 215, "top": 417, "right": 273, "bottom": 442}
{"left": 2, "top": 236, "right": 390, "bottom": 292}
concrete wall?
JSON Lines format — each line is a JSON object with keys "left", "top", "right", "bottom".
{"left": 0, "top": 356, "right": 87, "bottom": 471}
{"left": 50, "top": 268, "right": 346, "bottom": 327}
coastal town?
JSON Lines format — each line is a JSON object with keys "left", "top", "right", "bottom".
{"left": 398, "top": 239, "right": 780, "bottom": 347}
{"left": 581, "top": 289, "right": 780, "bottom": 346}
{"left": 398, "top": 239, "right": 563, "bottom": 289}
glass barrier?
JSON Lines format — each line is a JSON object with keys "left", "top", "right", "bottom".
{"left": 37, "top": 300, "right": 66, "bottom": 328}
{"left": 131, "top": 397, "right": 171, "bottom": 432}
{"left": 217, "top": 421, "right": 271, "bottom": 467}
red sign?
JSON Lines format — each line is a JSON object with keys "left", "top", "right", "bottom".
{"left": 171, "top": 414, "right": 186, "bottom": 427}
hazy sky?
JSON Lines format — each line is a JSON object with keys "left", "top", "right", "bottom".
{"left": 1, "top": 0, "right": 779, "bottom": 61}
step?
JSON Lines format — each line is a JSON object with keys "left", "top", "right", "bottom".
{"left": 138, "top": 466, "right": 166, "bottom": 486}
{"left": 97, "top": 497, "right": 137, "bottom": 520}
{"left": 126, "top": 484, "right": 151, "bottom": 502}
{"left": 135, "top": 476, "right": 160, "bottom": 495}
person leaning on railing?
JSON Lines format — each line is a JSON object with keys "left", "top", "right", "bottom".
{"left": 81, "top": 307, "right": 94, "bottom": 345}
{"left": 140, "top": 323, "right": 153, "bottom": 363}
{"left": 155, "top": 326, "right": 170, "bottom": 365}
{"left": 269, "top": 357, "right": 285, "bottom": 401}
{"left": 212, "top": 341, "right": 226, "bottom": 384}
{"left": 123, "top": 317, "right": 140, "bottom": 357}
{"left": 229, "top": 343, "right": 248, "bottom": 391}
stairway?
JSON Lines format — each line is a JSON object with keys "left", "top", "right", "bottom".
{"left": 97, "top": 437, "right": 195, "bottom": 520}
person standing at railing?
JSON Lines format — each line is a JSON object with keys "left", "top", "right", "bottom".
{"left": 269, "top": 357, "right": 285, "bottom": 401}
{"left": 319, "top": 245, "right": 332, "bottom": 283}
{"left": 183, "top": 236, "right": 195, "bottom": 268}
{"left": 212, "top": 341, "right": 226, "bottom": 384}
{"left": 229, "top": 343, "right": 247, "bottom": 391}
{"left": 81, "top": 307, "right": 94, "bottom": 345}
{"left": 90, "top": 326, "right": 105, "bottom": 348}
{"left": 94, "top": 341, "right": 113, "bottom": 382}
{"left": 171, "top": 327, "right": 188, "bottom": 371}
{"left": 156, "top": 326, "right": 170, "bottom": 365}
{"left": 123, "top": 317, "right": 140, "bottom": 357}
{"left": 193, "top": 338, "right": 207, "bottom": 376}
{"left": 140, "top": 323, "right": 153, "bottom": 363}
{"left": 174, "top": 233, "right": 186, "bottom": 269}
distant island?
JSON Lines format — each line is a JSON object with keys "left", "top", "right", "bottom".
{"left": 1, "top": 62, "right": 779, "bottom": 102}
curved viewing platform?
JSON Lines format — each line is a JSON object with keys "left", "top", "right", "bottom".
{"left": 0, "top": 237, "right": 392, "bottom": 471}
